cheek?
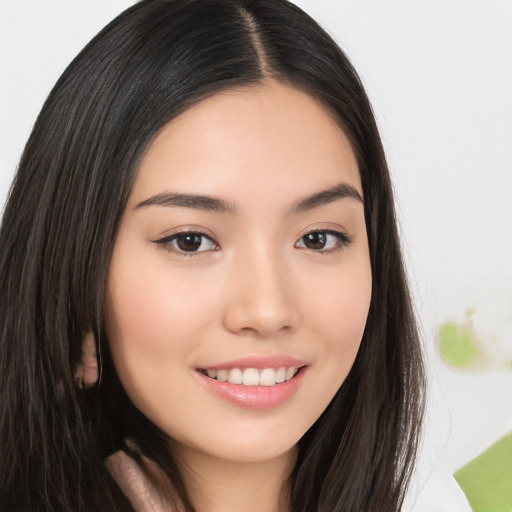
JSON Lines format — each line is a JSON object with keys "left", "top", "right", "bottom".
{"left": 107, "top": 256, "right": 218, "bottom": 352}
{"left": 309, "top": 258, "right": 371, "bottom": 335}
{"left": 104, "top": 256, "right": 220, "bottom": 414}
{"left": 304, "top": 260, "right": 372, "bottom": 387}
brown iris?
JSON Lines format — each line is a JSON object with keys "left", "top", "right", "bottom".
{"left": 176, "top": 234, "right": 203, "bottom": 251}
{"left": 302, "top": 232, "right": 327, "bottom": 250}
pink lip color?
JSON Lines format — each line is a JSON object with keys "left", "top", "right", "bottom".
{"left": 200, "top": 355, "right": 307, "bottom": 371}
{"left": 197, "top": 368, "right": 306, "bottom": 409}
{"left": 196, "top": 355, "right": 308, "bottom": 409}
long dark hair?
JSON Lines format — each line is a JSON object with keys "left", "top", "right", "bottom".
{"left": 0, "top": 0, "right": 425, "bottom": 510}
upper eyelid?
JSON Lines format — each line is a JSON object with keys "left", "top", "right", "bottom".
{"left": 297, "top": 220, "right": 348, "bottom": 234}
{"left": 301, "top": 227, "right": 347, "bottom": 236}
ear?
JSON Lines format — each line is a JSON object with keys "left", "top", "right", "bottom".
{"left": 74, "top": 332, "right": 98, "bottom": 389}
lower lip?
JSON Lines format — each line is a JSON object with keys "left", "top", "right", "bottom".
{"left": 196, "top": 368, "right": 306, "bottom": 409}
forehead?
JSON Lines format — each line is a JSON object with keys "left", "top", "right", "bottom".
{"left": 129, "top": 80, "right": 361, "bottom": 208}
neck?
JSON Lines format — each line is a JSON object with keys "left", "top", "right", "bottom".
{"left": 170, "top": 443, "right": 297, "bottom": 512}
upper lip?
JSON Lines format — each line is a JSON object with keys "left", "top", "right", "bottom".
{"left": 198, "top": 355, "right": 308, "bottom": 371}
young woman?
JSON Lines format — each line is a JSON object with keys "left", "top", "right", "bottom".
{"left": 0, "top": 1, "right": 425, "bottom": 510}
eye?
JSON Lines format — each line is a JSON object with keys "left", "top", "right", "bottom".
{"left": 295, "top": 230, "right": 350, "bottom": 252}
{"left": 154, "top": 231, "right": 219, "bottom": 254}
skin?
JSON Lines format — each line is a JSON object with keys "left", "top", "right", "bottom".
{"left": 105, "top": 79, "right": 372, "bottom": 511}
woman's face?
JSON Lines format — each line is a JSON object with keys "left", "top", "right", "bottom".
{"left": 106, "top": 80, "right": 372, "bottom": 464}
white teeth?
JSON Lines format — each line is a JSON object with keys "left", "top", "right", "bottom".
{"left": 259, "top": 368, "right": 276, "bottom": 386}
{"left": 285, "top": 367, "right": 297, "bottom": 380}
{"left": 204, "top": 365, "right": 301, "bottom": 386}
{"left": 217, "top": 369, "right": 229, "bottom": 382}
{"left": 242, "top": 368, "right": 260, "bottom": 386}
{"left": 227, "top": 368, "right": 243, "bottom": 384}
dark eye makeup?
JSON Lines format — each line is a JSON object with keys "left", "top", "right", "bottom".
{"left": 153, "top": 230, "right": 219, "bottom": 255}
{"left": 153, "top": 228, "right": 351, "bottom": 257}
{"left": 294, "top": 230, "right": 351, "bottom": 252}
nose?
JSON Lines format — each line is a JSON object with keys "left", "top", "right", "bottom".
{"left": 222, "top": 247, "right": 300, "bottom": 338}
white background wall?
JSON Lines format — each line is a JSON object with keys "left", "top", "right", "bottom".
{"left": 1, "top": 1, "right": 511, "bottom": 510}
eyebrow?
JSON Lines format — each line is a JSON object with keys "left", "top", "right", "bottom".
{"left": 134, "top": 192, "right": 238, "bottom": 215}
{"left": 134, "top": 182, "right": 363, "bottom": 215}
{"left": 290, "top": 182, "right": 363, "bottom": 213}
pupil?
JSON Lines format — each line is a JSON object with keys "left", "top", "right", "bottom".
{"left": 304, "top": 232, "right": 326, "bottom": 249}
{"left": 177, "top": 234, "right": 202, "bottom": 251}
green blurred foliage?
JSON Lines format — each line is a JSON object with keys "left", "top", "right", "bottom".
{"left": 437, "top": 310, "right": 481, "bottom": 368}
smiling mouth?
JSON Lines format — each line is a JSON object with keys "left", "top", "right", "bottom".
{"left": 198, "top": 366, "right": 302, "bottom": 387}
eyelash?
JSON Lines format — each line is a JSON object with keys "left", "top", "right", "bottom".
{"left": 153, "top": 230, "right": 219, "bottom": 257}
{"left": 295, "top": 229, "right": 351, "bottom": 253}
{"left": 153, "top": 229, "right": 351, "bottom": 257}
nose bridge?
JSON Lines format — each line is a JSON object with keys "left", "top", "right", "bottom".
{"left": 223, "top": 238, "right": 298, "bottom": 336}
